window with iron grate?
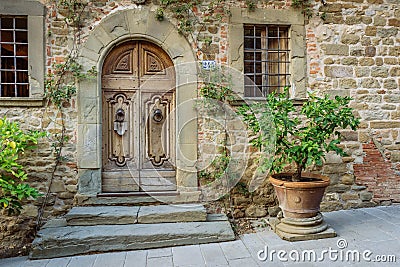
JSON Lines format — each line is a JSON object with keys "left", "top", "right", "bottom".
{"left": 0, "top": 16, "right": 29, "bottom": 97}
{"left": 244, "top": 25, "right": 290, "bottom": 97}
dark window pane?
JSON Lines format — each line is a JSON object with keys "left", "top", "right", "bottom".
{"left": 1, "top": 18, "right": 13, "bottom": 29}
{"left": 16, "top": 44, "right": 27, "bottom": 56}
{"left": 1, "top": 84, "right": 15, "bottom": 97}
{"left": 244, "top": 61, "right": 254, "bottom": 73}
{"left": 1, "top": 43, "right": 14, "bottom": 56}
{"left": 244, "top": 52, "right": 254, "bottom": 60}
{"left": 1, "top": 70, "right": 15, "bottom": 83}
{"left": 17, "top": 84, "right": 29, "bottom": 97}
{"left": 15, "top": 31, "right": 27, "bottom": 43}
{"left": 268, "top": 27, "right": 279, "bottom": 37}
{"left": 244, "top": 27, "right": 254, "bottom": 36}
{"left": 15, "top": 18, "right": 27, "bottom": 30}
{"left": 16, "top": 71, "right": 28, "bottom": 83}
{"left": 244, "top": 38, "right": 254, "bottom": 49}
{"left": 16, "top": 57, "right": 28, "bottom": 70}
{"left": 255, "top": 38, "right": 261, "bottom": 49}
{"left": 255, "top": 27, "right": 262, "bottom": 36}
{"left": 1, "top": 57, "right": 14, "bottom": 69}
{"left": 1, "top": 30, "right": 13, "bottom": 42}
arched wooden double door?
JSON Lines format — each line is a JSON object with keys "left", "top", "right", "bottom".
{"left": 101, "top": 40, "right": 176, "bottom": 193}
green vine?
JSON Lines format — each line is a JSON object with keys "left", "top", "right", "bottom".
{"left": 292, "top": 0, "right": 327, "bottom": 20}
{"left": 156, "top": 0, "right": 230, "bottom": 59}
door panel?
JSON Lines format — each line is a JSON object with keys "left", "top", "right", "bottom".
{"left": 101, "top": 40, "right": 176, "bottom": 193}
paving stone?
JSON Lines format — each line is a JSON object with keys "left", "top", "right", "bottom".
{"left": 46, "top": 257, "right": 71, "bottom": 267}
{"left": 93, "top": 252, "right": 126, "bottom": 267}
{"left": 0, "top": 256, "right": 28, "bottom": 267}
{"left": 137, "top": 204, "right": 206, "bottom": 223}
{"left": 147, "top": 247, "right": 172, "bottom": 258}
{"left": 172, "top": 245, "right": 205, "bottom": 266}
{"left": 31, "top": 221, "right": 234, "bottom": 259}
{"left": 124, "top": 250, "right": 147, "bottom": 267}
{"left": 66, "top": 254, "right": 97, "bottom": 267}
{"left": 200, "top": 243, "right": 229, "bottom": 266}
{"left": 228, "top": 257, "right": 259, "bottom": 267}
{"left": 220, "top": 240, "right": 251, "bottom": 260}
{"left": 22, "top": 259, "right": 50, "bottom": 267}
{"left": 147, "top": 256, "right": 173, "bottom": 267}
{"left": 66, "top": 206, "right": 139, "bottom": 225}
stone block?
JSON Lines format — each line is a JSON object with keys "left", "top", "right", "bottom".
{"left": 322, "top": 44, "right": 349, "bottom": 55}
{"left": 365, "top": 46, "right": 376, "bottom": 57}
{"left": 371, "top": 67, "right": 389, "bottom": 78}
{"left": 77, "top": 169, "right": 101, "bottom": 195}
{"left": 325, "top": 66, "right": 353, "bottom": 78}
{"left": 77, "top": 124, "right": 101, "bottom": 169}
{"left": 390, "top": 67, "right": 400, "bottom": 77}
{"left": 383, "top": 94, "right": 400, "bottom": 103}
{"left": 365, "top": 26, "right": 377, "bottom": 36}
{"left": 339, "top": 78, "right": 357, "bottom": 89}
{"left": 245, "top": 204, "right": 267, "bottom": 218}
{"left": 377, "top": 28, "right": 398, "bottom": 38}
{"left": 137, "top": 204, "right": 207, "bottom": 223}
{"left": 383, "top": 79, "right": 398, "bottom": 90}
{"left": 341, "top": 57, "right": 358, "bottom": 66}
{"left": 359, "top": 58, "right": 375, "bottom": 66}
{"left": 66, "top": 206, "right": 139, "bottom": 226}
{"left": 341, "top": 34, "right": 359, "bottom": 44}
{"left": 341, "top": 192, "right": 359, "bottom": 201}
{"left": 50, "top": 180, "right": 65, "bottom": 193}
{"left": 373, "top": 16, "right": 387, "bottom": 26}
{"left": 341, "top": 174, "right": 355, "bottom": 185}
{"left": 360, "top": 191, "right": 373, "bottom": 201}
{"left": 370, "top": 121, "right": 400, "bottom": 129}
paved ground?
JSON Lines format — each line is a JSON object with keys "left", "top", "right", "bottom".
{"left": 1, "top": 205, "right": 399, "bottom": 267}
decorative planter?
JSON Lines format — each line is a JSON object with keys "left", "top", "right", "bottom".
{"left": 269, "top": 173, "right": 337, "bottom": 241}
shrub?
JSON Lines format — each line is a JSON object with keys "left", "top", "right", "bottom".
{"left": 0, "top": 118, "right": 46, "bottom": 214}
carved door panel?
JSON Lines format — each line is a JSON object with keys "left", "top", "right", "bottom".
{"left": 101, "top": 41, "right": 176, "bottom": 193}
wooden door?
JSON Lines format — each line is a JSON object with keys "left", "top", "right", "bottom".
{"left": 101, "top": 41, "right": 176, "bottom": 193}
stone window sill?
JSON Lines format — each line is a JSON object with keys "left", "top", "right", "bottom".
{"left": 0, "top": 97, "right": 45, "bottom": 107}
{"left": 230, "top": 98, "right": 307, "bottom": 106}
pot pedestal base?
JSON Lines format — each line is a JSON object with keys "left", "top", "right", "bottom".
{"left": 269, "top": 212, "right": 337, "bottom": 241}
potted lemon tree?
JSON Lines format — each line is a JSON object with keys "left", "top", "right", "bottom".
{"left": 238, "top": 88, "right": 360, "bottom": 241}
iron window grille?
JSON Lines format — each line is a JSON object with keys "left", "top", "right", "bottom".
{"left": 244, "top": 25, "right": 290, "bottom": 97}
{"left": 0, "top": 16, "right": 29, "bottom": 97}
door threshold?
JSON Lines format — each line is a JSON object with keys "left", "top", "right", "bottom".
{"left": 98, "top": 191, "right": 179, "bottom": 197}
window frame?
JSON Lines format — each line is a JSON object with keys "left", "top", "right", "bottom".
{"left": 243, "top": 24, "right": 291, "bottom": 97}
{"left": 228, "top": 7, "right": 306, "bottom": 100}
{"left": 0, "top": 0, "right": 45, "bottom": 106}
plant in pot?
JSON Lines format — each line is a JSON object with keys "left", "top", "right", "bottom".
{"left": 238, "top": 88, "right": 360, "bottom": 241}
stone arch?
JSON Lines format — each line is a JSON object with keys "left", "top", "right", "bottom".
{"left": 76, "top": 7, "right": 199, "bottom": 203}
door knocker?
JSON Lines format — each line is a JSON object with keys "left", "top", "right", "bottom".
{"left": 114, "top": 108, "right": 127, "bottom": 136}
{"left": 153, "top": 108, "right": 163, "bottom": 123}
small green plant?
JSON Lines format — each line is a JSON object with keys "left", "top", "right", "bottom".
{"left": 245, "top": 0, "right": 256, "bottom": 11}
{"left": 291, "top": 0, "right": 313, "bottom": 18}
{"left": 238, "top": 88, "right": 360, "bottom": 182}
{"left": 0, "top": 118, "right": 46, "bottom": 214}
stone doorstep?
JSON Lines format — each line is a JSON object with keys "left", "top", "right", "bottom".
{"left": 30, "top": 221, "right": 235, "bottom": 259}
{"left": 65, "top": 204, "right": 207, "bottom": 226}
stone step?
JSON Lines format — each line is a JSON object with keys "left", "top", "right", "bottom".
{"left": 30, "top": 221, "right": 235, "bottom": 259}
{"left": 65, "top": 204, "right": 207, "bottom": 226}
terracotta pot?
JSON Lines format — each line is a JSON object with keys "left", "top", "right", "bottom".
{"left": 269, "top": 173, "right": 330, "bottom": 219}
